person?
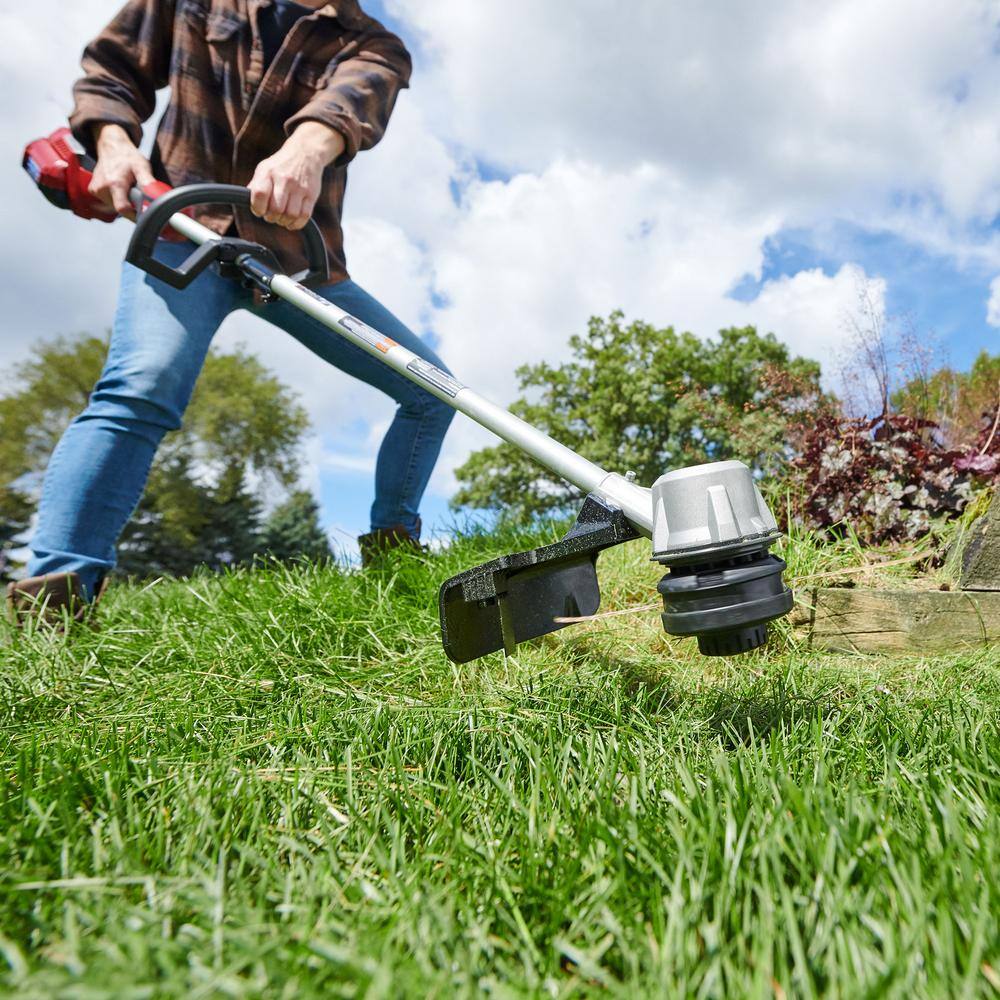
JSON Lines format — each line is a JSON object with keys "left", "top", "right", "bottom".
{"left": 7, "top": 0, "right": 454, "bottom": 623}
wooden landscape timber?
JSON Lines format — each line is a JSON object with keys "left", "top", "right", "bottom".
{"left": 793, "top": 489, "right": 1000, "bottom": 654}
{"left": 792, "top": 586, "right": 1000, "bottom": 654}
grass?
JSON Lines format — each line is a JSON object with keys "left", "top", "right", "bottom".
{"left": 1, "top": 521, "right": 999, "bottom": 997}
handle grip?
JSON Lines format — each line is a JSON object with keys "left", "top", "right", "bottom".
{"left": 125, "top": 183, "right": 330, "bottom": 289}
{"left": 23, "top": 128, "right": 117, "bottom": 222}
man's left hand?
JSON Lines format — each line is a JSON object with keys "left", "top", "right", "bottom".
{"left": 248, "top": 122, "right": 345, "bottom": 231}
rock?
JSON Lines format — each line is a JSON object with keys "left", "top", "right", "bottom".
{"left": 959, "top": 488, "right": 1000, "bottom": 590}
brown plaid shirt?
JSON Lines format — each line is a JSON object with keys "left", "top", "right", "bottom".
{"left": 70, "top": 0, "right": 412, "bottom": 284}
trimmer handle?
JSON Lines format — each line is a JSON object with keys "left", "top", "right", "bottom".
{"left": 125, "top": 183, "right": 330, "bottom": 289}
{"left": 24, "top": 127, "right": 180, "bottom": 225}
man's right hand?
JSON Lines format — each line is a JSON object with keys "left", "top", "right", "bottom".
{"left": 89, "top": 123, "right": 156, "bottom": 219}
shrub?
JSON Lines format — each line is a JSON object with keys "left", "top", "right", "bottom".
{"left": 788, "top": 410, "right": 1000, "bottom": 544}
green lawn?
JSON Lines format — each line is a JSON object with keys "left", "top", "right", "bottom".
{"left": 2, "top": 524, "right": 999, "bottom": 997}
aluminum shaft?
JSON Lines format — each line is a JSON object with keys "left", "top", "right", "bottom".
{"left": 166, "top": 211, "right": 654, "bottom": 535}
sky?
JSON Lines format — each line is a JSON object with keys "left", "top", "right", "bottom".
{"left": 3, "top": 0, "right": 1000, "bottom": 554}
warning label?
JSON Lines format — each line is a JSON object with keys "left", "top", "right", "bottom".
{"left": 406, "top": 358, "right": 464, "bottom": 398}
{"left": 340, "top": 314, "right": 397, "bottom": 354}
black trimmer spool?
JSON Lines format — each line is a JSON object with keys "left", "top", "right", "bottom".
{"left": 655, "top": 539, "right": 793, "bottom": 656}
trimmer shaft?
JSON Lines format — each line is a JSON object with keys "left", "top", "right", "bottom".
{"left": 651, "top": 461, "right": 793, "bottom": 655}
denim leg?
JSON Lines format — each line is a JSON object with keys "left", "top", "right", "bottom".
{"left": 256, "top": 280, "right": 455, "bottom": 535}
{"left": 28, "top": 245, "right": 243, "bottom": 597}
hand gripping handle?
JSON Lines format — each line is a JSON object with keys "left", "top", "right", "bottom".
{"left": 125, "top": 183, "right": 330, "bottom": 289}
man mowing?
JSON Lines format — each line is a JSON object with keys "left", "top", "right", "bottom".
{"left": 8, "top": 0, "right": 453, "bottom": 623}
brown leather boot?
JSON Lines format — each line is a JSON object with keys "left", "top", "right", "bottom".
{"left": 6, "top": 572, "right": 105, "bottom": 628}
{"left": 358, "top": 519, "right": 423, "bottom": 568}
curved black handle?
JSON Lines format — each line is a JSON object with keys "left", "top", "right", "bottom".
{"left": 125, "top": 183, "right": 330, "bottom": 290}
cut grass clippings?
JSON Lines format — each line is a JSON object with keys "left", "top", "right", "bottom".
{"left": 1, "top": 520, "right": 999, "bottom": 997}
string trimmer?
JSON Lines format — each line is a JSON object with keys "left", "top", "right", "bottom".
{"left": 24, "top": 128, "right": 794, "bottom": 660}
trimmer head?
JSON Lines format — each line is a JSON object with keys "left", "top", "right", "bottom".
{"left": 651, "top": 461, "right": 793, "bottom": 655}
{"left": 439, "top": 460, "right": 792, "bottom": 661}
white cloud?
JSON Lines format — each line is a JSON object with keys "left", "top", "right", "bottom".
{"left": 423, "top": 159, "right": 771, "bottom": 399}
{"left": 988, "top": 276, "right": 1000, "bottom": 328}
{"left": 357, "top": 157, "right": 873, "bottom": 409}
{"left": 741, "top": 264, "right": 885, "bottom": 372}
{"left": 343, "top": 98, "right": 463, "bottom": 241}
{"left": 388, "top": 0, "right": 1000, "bottom": 223}
{"left": 0, "top": 2, "right": 136, "bottom": 370}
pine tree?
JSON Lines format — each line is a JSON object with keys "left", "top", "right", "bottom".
{"left": 0, "top": 487, "right": 32, "bottom": 583}
{"left": 201, "top": 466, "right": 263, "bottom": 569}
{"left": 117, "top": 452, "right": 216, "bottom": 578}
{"left": 259, "top": 490, "right": 331, "bottom": 563}
{"left": 2, "top": 336, "right": 308, "bottom": 581}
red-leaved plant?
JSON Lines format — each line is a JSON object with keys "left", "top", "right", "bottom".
{"left": 789, "top": 410, "right": 1000, "bottom": 544}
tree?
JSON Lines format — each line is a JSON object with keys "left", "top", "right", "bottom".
{"left": 1, "top": 334, "right": 314, "bottom": 579}
{"left": 116, "top": 452, "right": 214, "bottom": 579}
{"left": 196, "top": 466, "right": 265, "bottom": 570}
{"left": 893, "top": 350, "right": 1000, "bottom": 450}
{"left": 0, "top": 336, "right": 107, "bottom": 485}
{"left": 452, "top": 312, "right": 826, "bottom": 515}
{"left": 116, "top": 460, "right": 264, "bottom": 577}
{"left": 0, "top": 488, "right": 33, "bottom": 583}
{"left": 259, "top": 490, "right": 332, "bottom": 562}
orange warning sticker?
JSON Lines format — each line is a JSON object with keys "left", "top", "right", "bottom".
{"left": 340, "top": 315, "right": 397, "bottom": 354}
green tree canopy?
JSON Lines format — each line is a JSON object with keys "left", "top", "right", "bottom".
{"left": 452, "top": 312, "right": 826, "bottom": 515}
{"left": 0, "top": 335, "right": 308, "bottom": 491}
{"left": 1, "top": 334, "right": 315, "bottom": 579}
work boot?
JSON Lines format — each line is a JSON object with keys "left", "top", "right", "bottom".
{"left": 5, "top": 571, "right": 104, "bottom": 628}
{"left": 358, "top": 519, "right": 423, "bottom": 568}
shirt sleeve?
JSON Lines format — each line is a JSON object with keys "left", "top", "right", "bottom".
{"left": 69, "top": 0, "right": 176, "bottom": 155}
{"left": 284, "top": 29, "right": 412, "bottom": 165}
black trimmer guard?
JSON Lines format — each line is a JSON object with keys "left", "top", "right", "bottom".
{"left": 439, "top": 494, "right": 641, "bottom": 662}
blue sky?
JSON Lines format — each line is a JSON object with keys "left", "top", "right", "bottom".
{"left": 731, "top": 222, "right": 998, "bottom": 371}
{"left": 359, "top": 0, "right": 407, "bottom": 42}
{"left": 3, "top": 0, "right": 1000, "bottom": 558}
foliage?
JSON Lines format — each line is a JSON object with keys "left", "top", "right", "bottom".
{"left": 0, "top": 488, "right": 33, "bottom": 583}
{"left": 893, "top": 349, "right": 1000, "bottom": 450}
{"left": 799, "top": 277, "right": 1000, "bottom": 543}
{"left": 0, "top": 337, "right": 108, "bottom": 482}
{"left": 117, "top": 462, "right": 264, "bottom": 577}
{"left": 259, "top": 489, "right": 332, "bottom": 562}
{"left": 2, "top": 527, "right": 1000, "bottom": 996}
{"left": 453, "top": 312, "right": 826, "bottom": 514}
{"left": 786, "top": 410, "right": 995, "bottom": 543}
{"left": 0, "top": 334, "right": 312, "bottom": 579}
{"left": 205, "top": 467, "right": 266, "bottom": 569}
{"left": 177, "top": 349, "right": 309, "bottom": 487}
{"left": 788, "top": 339, "right": 1000, "bottom": 544}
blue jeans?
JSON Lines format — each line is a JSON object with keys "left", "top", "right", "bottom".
{"left": 28, "top": 242, "right": 454, "bottom": 598}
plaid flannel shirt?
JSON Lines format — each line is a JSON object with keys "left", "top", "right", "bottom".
{"left": 70, "top": 0, "right": 412, "bottom": 284}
